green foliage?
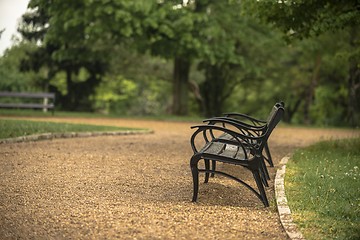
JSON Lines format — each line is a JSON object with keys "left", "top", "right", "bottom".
{"left": 0, "top": 42, "right": 41, "bottom": 92}
{"left": 0, "top": 0, "right": 357, "bottom": 126}
{"left": 19, "top": 0, "right": 111, "bottom": 111}
{"left": 253, "top": 0, "right": 360, "bottom": 126}
{"left": 101, "top": 76, "right": 171, "bottom": 116}
{"left": 91, "top": 45, "right": 173, "bottom": 115}
{"left": 220, "top": 21, "right": 288, "bottom": 117}
{"left": 92, "top": 75, "right": 137, "bottom": 114}
{"left": 286, "top": 138, "right": 360, "bottom": 239}
{"left": 254, "top": 0, "right": 360, "bottom": 40}
{"left": 192, "top": 0, "right": 276, "bottom": 116}
{"left": 310, "top": 85, "right": 345, "bottom": 126}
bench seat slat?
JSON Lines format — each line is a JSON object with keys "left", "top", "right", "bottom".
{"left": 202, "top": 142, "right": 224, "bottom": 155}
{"left": 202, "top": 142, "right": 247, "bottom": 160}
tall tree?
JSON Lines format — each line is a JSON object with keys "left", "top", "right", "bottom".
{"left": 0, "top": 42, "right": 40, "bottom": 92}
{"left": 254, "top": 0, "right": 360, "bottom": 126}
{"left": 141, "top": 1, "right": 203, "bottom": 115}
{"left": 59, "top": 0, "right": 202, "bottom": 115}
{"left": 195, "top": 0, "right": 282, "bottom": 117}
{"left": 19, "top": 0, "right": 110, "bottom": 110}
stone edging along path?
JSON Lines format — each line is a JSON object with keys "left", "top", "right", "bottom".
{"left": 275, "top": 156, "right": 305, "bottom": 240}
{"left": 0, "top": 129, "right": 154, "bottom": 144}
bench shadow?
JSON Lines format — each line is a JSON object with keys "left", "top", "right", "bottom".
{"left": 110, "top": 161, "right": 271, "bottom": 208}
{"left": 149, "top": 169, "right": 269, "bottom": 208}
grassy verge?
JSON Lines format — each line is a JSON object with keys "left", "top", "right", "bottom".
{"left": 0, "top": 119, "right": 135, "bottom": 140}
{"left": 285, "top": 138, "right": 360, "bottom": 240}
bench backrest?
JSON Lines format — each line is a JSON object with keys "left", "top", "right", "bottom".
{"left": 262, "top": 104, "right": 284, "bottom": 146}
{"left": 265, "top": 101, "right": 285, "bottom": 123}
{"left": 0, "top": 91, "right": 56, "bottom": 114}
{"left": 0, "top": 92, "right": 55, "bottom": 99}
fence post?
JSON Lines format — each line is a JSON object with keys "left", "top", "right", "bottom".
{"left": 43, "top": 97, "right": 48, "bottom": 112}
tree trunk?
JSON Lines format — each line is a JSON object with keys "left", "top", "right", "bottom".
{"left": 303, "top": 54, "right": 321, "bottom": 125}
{"left": 347, "top": 62, "right": 360, "bottom": 126}
{"left": 172, "top": 57, "right": 190, "bottom": 115}
{"left": 347, "top": 26, "right": 360, "bottom": 126}
{"left": 283, "top": 97, "right": 302, "bottom": 123}
{"left": 189, "top": 80, "right": 205, "bottom": 115}
{"left": 63, "top": 67, "right": 75, "bottom": 110}
{"left": 201, "top": 64, "right": 225, "bottom": 117}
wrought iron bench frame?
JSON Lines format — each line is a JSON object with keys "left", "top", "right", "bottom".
{"left": 203, "top": 118, "right": 272, "bottom": 187}
{"left": 203, "top": 102, "right": 285, "bottom": 183}
{"left": 221, "top": 101, "right": 285, "bottom": 167}
{"left": 189, "top": 104, "right": 284, "bottom": 207}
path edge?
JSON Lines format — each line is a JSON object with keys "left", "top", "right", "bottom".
{"left": 275, "top": 156, "right": 305, "bottom": 240}
{"left": 0, "top": 129, "right": 154, "bottom": 144}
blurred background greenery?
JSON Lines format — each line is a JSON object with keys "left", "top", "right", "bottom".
{"left": 0, "top": 0, "right": 359, "bottom": 127}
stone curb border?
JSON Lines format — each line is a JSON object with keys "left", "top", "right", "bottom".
{"left": 0, "top": 129, "right": 154, "bottom": 144}
{"left": 275, "top": 156, "right": 305, "bottom": 240}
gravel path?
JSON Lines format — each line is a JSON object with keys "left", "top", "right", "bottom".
{"left": 1, "top": 117, "right": 359, "bottom": 239}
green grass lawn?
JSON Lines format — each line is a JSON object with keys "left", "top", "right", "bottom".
{"left": 0, "top": 109, "right": 202, "bottom": 122}
{"left": 285, "top": 138, "right": 360, "bottom": 240}
{"left": 0, "top": 119, "right": 135, "bottom": 139}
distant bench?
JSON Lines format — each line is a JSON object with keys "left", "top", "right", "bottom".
{"left": 0, "top": 91, "right": 55, "bottom": 115}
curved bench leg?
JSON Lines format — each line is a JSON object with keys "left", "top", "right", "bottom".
{"left": 253, "top": 170, "right": 269, "bottom": 207}
{"left": 211, "top": 160, "right": 216, "bottom": 178}
{"left": 204, "top": 159, "right": 210, "bottom": 183}
{"left": 264, "top": 143, "right": 274, "bottom": 167}
{"left": 261, "top": 156, "right": 270, "bottom": 180}
{"left": 190, "top": 155, "right": 201, "bottom": 202}
{"left": 260, "top": 160, "right": 270, "bottom": 187}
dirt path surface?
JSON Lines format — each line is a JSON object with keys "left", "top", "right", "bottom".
{"left": 1, "top": 117, "right": 359, "bottom": 239}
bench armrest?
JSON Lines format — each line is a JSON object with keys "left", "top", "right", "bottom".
{"left": 203, "top": 117, "right": 265, "bottom": 137}
{"left": 223, "top": 112, "right": 267, "bottom": 126}
{"left": 190, "top": 124, "right": 263, "bottom": 154}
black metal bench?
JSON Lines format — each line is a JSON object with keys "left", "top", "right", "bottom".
{"left": 0, "top": 91, "right": 56, "bottom": 115}
{"left": 189, "top": 104, "right": 284, "bottom": 207}
{"left": 205, "top": 102, "right": 285, "bottom": 182}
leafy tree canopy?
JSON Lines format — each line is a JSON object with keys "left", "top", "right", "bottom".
{"left": 254, "top": 0, "right": 360, "bottom": 40}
